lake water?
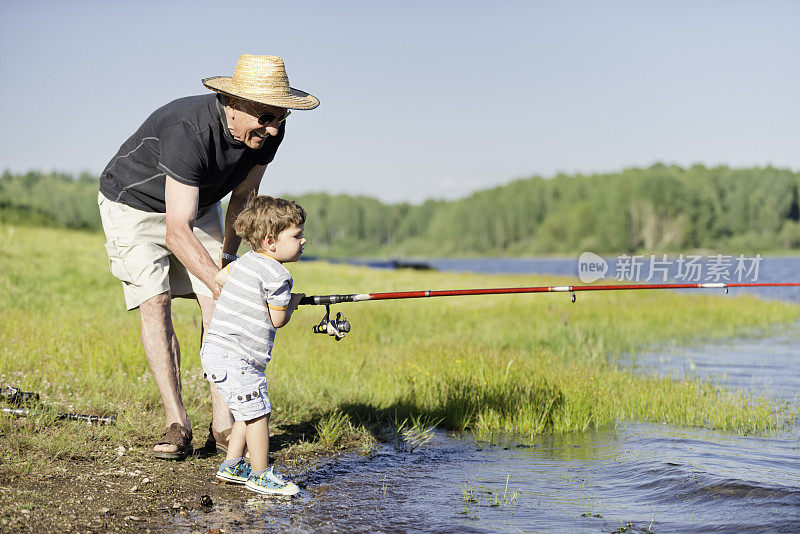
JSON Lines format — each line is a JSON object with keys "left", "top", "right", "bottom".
{"left": 179, "top": 257, "right": 800, "bottom": 533}
{"left": 426, "top": 255, "right": 800, "bottom": 304}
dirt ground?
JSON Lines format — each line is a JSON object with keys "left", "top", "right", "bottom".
{"left": 0, "top": 423, "right": 334, "bottom": 533}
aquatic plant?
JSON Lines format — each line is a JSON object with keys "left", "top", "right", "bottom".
{"left": 392, "top": 413, "right": 440, "bottom": 453}
{"left": 313, "top": 410, "right": 352, "bottom": 448}
{"left": 489, "top": 475, "right": 520, "bottom": 508}
{"left": 459, "top": 475, "right": 480, "bottom": 520}
{"left": 460, "top": 473, "right": 519, "bottom": 516}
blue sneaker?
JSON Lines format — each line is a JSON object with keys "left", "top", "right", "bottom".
{"left": 245, "top": 466, "right": 300, "bottom": 496}
{"left": 216, "top": 459, "right": 251, "bottom": 485}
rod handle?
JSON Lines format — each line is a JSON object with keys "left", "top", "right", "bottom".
{"left": 299, "top": 294, "right": 357, "bottom": 306}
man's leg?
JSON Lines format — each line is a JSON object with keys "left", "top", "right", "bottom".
{"left": 140, "top": 291, "right": 189, "bottom": 453}
{"left": 197, "top": 294, "right": 234, "bottom": 434}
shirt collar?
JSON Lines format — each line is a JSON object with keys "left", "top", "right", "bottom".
{"left": 215, "top": 94, "right": 243, "bottom": 147}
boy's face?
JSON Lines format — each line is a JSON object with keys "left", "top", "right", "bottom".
{"left": 266, "top": 224, "right": 306, "bottom": 263}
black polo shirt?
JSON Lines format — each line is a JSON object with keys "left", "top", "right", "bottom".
{"left": 99, "top": 94, "right": 284, "bottom": 214}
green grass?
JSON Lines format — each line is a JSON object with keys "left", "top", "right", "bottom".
{"left": 313, "top": 409, "right": 353, "bottom": 448}
{"left": 1, "top": 224, "right": 799, "bottom": 469}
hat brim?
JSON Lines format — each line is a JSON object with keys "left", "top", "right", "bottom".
{"left": 202, "top": 76, "right": 320, "bottom": 110}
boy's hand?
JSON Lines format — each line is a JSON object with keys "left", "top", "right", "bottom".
{"left": 215, "top": 268, "right": 230, "bottom": 287}
{"left": 289, "top": 293, "right": 305, "bottom": 312}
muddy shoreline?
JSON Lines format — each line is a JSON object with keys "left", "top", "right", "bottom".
{"left": 0, "top": 425, "right": 341, "bottom": 533}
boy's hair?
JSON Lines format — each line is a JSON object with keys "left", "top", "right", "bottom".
{"left": 234, "top": 195, "right": 306, "bottom": 252}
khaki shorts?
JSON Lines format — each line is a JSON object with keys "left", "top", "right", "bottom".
{"left": 98, "top": 192, "right": 224, "bottom": 310}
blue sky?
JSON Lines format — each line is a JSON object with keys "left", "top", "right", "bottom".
{"left": 1, "top": 1, "right": 798, "bottom": 202}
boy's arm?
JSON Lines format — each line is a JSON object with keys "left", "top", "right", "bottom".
{"left": 268, "top": 293, "right": 304, "bottom": 328}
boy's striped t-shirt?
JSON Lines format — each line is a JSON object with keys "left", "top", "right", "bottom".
{"left": 205, "top": 251, "right": 292, "bottom": 370}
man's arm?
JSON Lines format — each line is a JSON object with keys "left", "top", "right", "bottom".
{"left": 164, "top": 176, "right": 223, "bottom": 298}
{"left": 222, "top": 164, "right": 267, "bottom": 266}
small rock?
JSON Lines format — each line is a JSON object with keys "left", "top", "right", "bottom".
{"left": 130, "top": 485, "right": 138, "bottom": 493}
{"left": 172, "top": 502, "right": 181, "bottom": 510}
{"left": 142, "top": 477, "right": 150, "bottom": 484}
{"left": 99, "top": 507, "right": 111, "bottom": 515}
{"left": 19, "top": 510, "right": 29, "bottom": 515}
{"left": 124, "top": 516, "right": 141, "bottom": 521}
{"left": 199, "top": 494, "right": 213, "bottom": 507}
{"left": 116, "top": 445, "right": 126, "bottom": 456}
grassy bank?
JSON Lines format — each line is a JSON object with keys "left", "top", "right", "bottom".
{"left": 1, "top": 223, "right": 799, "bottom": 469}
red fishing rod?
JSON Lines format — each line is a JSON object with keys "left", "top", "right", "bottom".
{"left": 298, "top": 282, "right": 800, "bottom": 340}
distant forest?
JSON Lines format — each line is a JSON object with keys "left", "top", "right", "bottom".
{"left": 2, "top": 165, "right": 800, "bottom": 257}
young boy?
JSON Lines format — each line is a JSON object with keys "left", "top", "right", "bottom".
{"left": 201, "top": 195, "right": 306, "bottom": 496}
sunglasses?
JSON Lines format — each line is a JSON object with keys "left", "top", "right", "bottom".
{"left": 240, "top": 100, "right": 291, "bottom": 126}
{"left": 256, "top": 109, "right": 291, "bottom": 126}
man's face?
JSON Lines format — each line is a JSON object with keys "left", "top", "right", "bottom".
{"left": 228, "top": 99, "right": 288, "bottom": 149}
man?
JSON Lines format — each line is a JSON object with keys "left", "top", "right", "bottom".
{"left": 98, "top": 54, "right": 319, "bottom": 459}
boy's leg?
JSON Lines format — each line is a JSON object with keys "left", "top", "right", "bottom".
{"left": 216, "top": 421, "right": 250, "bottom": 484}
{"left": 140, "top": 291, "right": 190, "bottom": 454}
{"left": 225, "top": 421, "right": 247, "bottom": 461}
{"left": 245, "top": 414, "right": 270, "bottom": 472}
{"left": 244, "top": 413, "right": 299, "bottom": 496}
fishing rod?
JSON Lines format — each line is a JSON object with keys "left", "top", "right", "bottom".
{"left": 298, "top": 282, "right": 800, "bottom": 340}
{"left": 0, "top": 407, "right": 117, "bottom": 425}
{"left": 0, "top": 386, "right": 117, "bottom": 425}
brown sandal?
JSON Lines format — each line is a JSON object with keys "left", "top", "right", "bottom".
{"left": 206, "top": 422, "right": 249, "bottom": 458}
{"left": 153, "top": 423, "right": 193, "bottom": 460}
{"left": 206, "top": 422, "right": 231, "bottom": 454}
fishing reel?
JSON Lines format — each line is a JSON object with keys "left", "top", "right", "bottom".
{"left": 312, "top": 305, "right": 351, "bottom": 341}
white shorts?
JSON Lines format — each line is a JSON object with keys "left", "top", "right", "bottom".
{"left": 98, "top": 192, "right": 224, "bottom": 310}
{"left": 201, "top": 342, "right": 271, "bottom": 422}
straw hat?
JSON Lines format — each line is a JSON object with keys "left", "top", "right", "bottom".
{"left": 202, "top": 54, "right": 319, "bottom": 110}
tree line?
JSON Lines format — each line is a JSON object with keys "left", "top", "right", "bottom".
{"left": 0, "top": 170, "right": 101, "bottom": 230}
{"left": 2, "top": 164, "right": 799, "bottom": 256}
